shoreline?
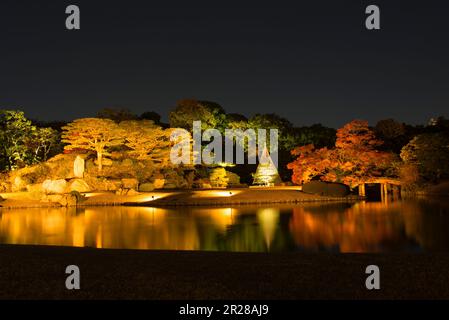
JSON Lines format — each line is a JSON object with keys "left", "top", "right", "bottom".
{"left": 2, "top": 244, "right": 449, "bottom": 299}
{"left": 0, "top": 188, "right": 363, "bottom": 209}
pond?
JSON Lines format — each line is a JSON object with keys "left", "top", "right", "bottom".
{"left": 1, "top": 198, "right": 449, "bottom": 253}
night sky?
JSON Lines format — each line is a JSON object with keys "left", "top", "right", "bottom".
{"left": 0, "top": 0, "right": 448, "bottom": 128}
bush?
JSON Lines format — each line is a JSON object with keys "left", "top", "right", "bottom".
{"left": 20, "top": 163, "right": 51, "bottom": 184}
{"left": 70, "top": 190, "right": 85, "bottom": 203}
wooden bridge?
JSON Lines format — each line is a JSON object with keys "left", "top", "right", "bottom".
{"left": 355, "top": 178, "right": 402, "bottom": 200}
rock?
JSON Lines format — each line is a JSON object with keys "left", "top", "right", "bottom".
{"left": 26, "top": 183, "right": 43, "bottom": 193}
{"left": 68, "top": 179, "right": 91, "bottom": 193}
{"left": 84, "top": 177, "right": 122, "bottom": 191}
{"left": 116, "top": 188, "right": 139, "bottom": 196}
{"left": 42, "top": 194, "right": 64, "bottom": 205}
{"left": 42, "top": 179, "right": 67, "bottom": 194}
{"left": 139, "top": 183, "right": 155, "bottom": 192}
{"left": 121, "top": 178, "right": 139, "bottom": 190}
{"left": 73, "top": 156, "right": 85, "bottom": 178}
{"left": 12, "top": 176, "right": 27, "bottom": 192}
{"left": 45, "top": 154, "right": 78, "bottom": 179}
{"left": 302, "top": 181, "right": 350, "bottom": 197}
{"left": 42, "top": 194, "right": 77, "bottom": 207}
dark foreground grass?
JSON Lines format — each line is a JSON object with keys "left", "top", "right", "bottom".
{"left": 1, "top": 244, "right": 449, "bottom": 300}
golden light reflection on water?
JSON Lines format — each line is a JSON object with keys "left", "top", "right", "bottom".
{"left": 1, "top": 199, "right": 449, "bottom": 252}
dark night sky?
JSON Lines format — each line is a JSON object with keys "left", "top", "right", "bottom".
{"left": 0, "top": 0, "right": 448, "bottom": 128}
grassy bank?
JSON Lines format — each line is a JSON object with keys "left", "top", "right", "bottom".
{"left": 1, "top": 244, "right": 449, "bottom": 299}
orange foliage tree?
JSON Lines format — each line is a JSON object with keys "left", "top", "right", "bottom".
{"left": 287, "top": 120, "right": 395, "bottom": 188}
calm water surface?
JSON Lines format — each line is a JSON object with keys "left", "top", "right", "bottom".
{"left": 1, "top": 199, "right": 449, "bottom": 252}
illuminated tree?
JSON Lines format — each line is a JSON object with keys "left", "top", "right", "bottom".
{"left": 335, "top": 120, "right": 382, "bottom": 150}
{"left": 0, "top": 110, "right": 60, "bottom": 170}
{"left": 120, "top": 120, "right": 174, "bottom": 166}
{"left": 62, "top": 118, "right": 124, "bottom": 172}
{"left": 0, "top": 110, "right": 36, "bottom": 170}
{"left": 28, "top": 127, "right": 60, "bottom": 162}
{"left": 288, "top": 120, "right": 395, "bottom": 187}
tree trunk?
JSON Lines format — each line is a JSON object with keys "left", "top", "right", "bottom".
{"left": 97, "top": 152, "right": 103, "bottom": 172}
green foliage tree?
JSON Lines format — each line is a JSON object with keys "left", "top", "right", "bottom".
{"left": 247, "top": 113, "right": 293, "bottom": 149}
{"left": 28, "top": 127, "right": 61, "bottom": 162}
{"left": 400, "top": 132, "right": 449, "bottom": 182}
{"left": 169, "top": 99, "right": 228, "bottom": 132}
{"left": 62, "top": 118, "right": 124, "bottom": 172}
{"left": 0, "top": 110, "right": 60, "bottom": 171}
{"left": 0, "top": 110, "right": 36, "bottom": 170}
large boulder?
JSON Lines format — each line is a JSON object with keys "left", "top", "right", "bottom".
{"left": 84, "top": 177, "right": 122, "bottom": 191}
{"left": 73, "top": 156, "right": 85, "bottom": 178}
{"left": 68, "top": 179, "right": 91, "bottom": 193}
{"left": 115, "top": 188, "right": 139, "bottom": 196}
{"left": 41, "top": 193, "right": 78, "bottom": 207}
{"left": 42, "top": 179, "right": 67, "bottom": 194}
{"left": 45, "top": 154, "right": 79, "bottom": 179}
{"left": 302, "top": 181, "right": 350, "bottom": 197}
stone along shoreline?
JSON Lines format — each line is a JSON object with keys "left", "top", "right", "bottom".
{"left": 0, "top": 187, "right": 363, "bottom": 209}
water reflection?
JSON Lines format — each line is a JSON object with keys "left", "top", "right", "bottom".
{"left": 1, "top": 198, "right": 449, "bottom": 252}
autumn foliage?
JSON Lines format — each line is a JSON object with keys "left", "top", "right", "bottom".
{"left": 287, "top": 120, "right": 395, "bottom": 188}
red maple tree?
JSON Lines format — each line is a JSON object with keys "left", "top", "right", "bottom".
{"left": 287, "top": 120, "right": 395, "bottom": 188}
